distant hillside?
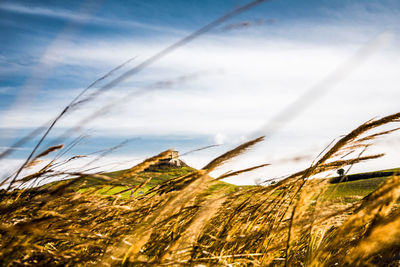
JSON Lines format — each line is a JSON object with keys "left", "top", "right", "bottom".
{"left": 71, "top": 164, "right": 400, "bottom": 201}
{"left": 329, "top": 167, "right": 400, "bottom": 183}
{"left": 41, "top": 162, "right": 238, "bottom": 199}
{"left": 319, "top": 167, "right": 400, "bottom": 202}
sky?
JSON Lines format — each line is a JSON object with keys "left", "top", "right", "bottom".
{"left": 1, "top": 0, "right": 400, "bottom": 184}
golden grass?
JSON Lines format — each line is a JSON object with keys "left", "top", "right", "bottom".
{"left": 0, "top": 113, "right": 400, "bottom": 266}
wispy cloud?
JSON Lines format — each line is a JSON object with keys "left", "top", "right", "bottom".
{"left": 0, "top": 87, "right": 14, "bottom": 95}
{"left": 0, "top": 2, "right": 185, "bottom": 34}
{"left": 2, "top": 32, "right": 399, "bottom": 137}
{"left": 0, "top": 2, "right": 92, "bottom": 22}
{"left": 2, "top": 1, "right": 400, "bottom": 183}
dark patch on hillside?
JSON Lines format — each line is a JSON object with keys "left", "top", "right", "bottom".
{"left": 144, "top": 159, "right": 189, "bottom": 171}
{"left": 330, "top": 171, "right": 396, "bottom": 184}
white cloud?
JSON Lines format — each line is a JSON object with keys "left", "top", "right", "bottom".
{"left": 13, "top": 32, "right": 396, "bottom": 139}
{"left": 214, "top": 133, "right": 226, "bottom": 145}
{"left": 2, "top": 14, "right": 400, "bottom": 184}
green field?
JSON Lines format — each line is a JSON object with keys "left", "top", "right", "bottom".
{"left": 73, "top": 165, "right": 398, "bottom": 203}
{"left": 73, "top": 164, "right": 400, "bottom": 200}
{"left": 323, "top": 176, "right": 388, "bottom": 201}
{"left": 75, "top": 165, "right": 238, "bottom": 199}
{"left": 323, "top": 167, "right": 400, "bottom": 201}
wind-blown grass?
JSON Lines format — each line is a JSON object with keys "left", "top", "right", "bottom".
{"left": 0, "top": 1, "right": 399, "bottom": 265}
{"left": 0, "top": 112, "right": 399, "bottom": 266}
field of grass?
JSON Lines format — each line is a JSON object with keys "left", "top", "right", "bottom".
{"left": 75, "top": 166, "right": 196, "bottom": 197}
{"left": 323, "top": 176, "right": 388, "bottom": 202}
{"left": 322, "top": 167, "right": 400, "bottom": 202}
{"left": 75, "top": 165, "right": 239, "bottom": 199}
{"left": 1, "top": 114, "right": 400, "bottom": 266}
{"left": 59, "top": 163, "right": 395, "bottom": 202}
{"left": 2, "top": 0, "right": 400, "bottom": 265}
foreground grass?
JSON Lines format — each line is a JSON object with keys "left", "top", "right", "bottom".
{"left": 1, "top": 164, "right": 399, "bottom": 266}
{"left": 2, "top": 127, "right": 400, "bottom": 266}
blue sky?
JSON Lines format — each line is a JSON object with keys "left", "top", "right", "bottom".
{"left": 1, "top": 0, "right": 400, "bottom": 184}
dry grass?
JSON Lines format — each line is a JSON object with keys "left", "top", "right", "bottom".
{"left": 0, "top": 113, "right": 399, "bottom": 266}
{"left": 0, "top": 1, "right": 399, "bottom": 265}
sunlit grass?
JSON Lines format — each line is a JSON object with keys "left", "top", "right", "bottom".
{"left": 323, "top": 177, "right": 388, "bottom": 202}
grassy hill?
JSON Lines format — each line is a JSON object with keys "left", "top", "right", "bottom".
{"left": 60, "top": 164, "right": 399, "bottom": 201}
{"left": 47, "top": 164, "right": 239, "bottom": 199}
{"left": 324, "top": 176, "right": 389, "bottom": 202}
{"left": 324, "top": 167, "right": 400, "bottom": 202}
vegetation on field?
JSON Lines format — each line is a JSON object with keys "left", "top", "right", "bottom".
{"left": 1, "top": 112, "right": 400, "bottom": 266}
{"left": 324, "top": 177, "right": 389, "bottom": 202}
{"left": 1, "top": 1, "right": 400, "bottom": 266}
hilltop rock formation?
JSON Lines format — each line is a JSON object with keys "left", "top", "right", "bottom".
{"left": 144, "top": 150, "right": 188, "bottom": 171}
